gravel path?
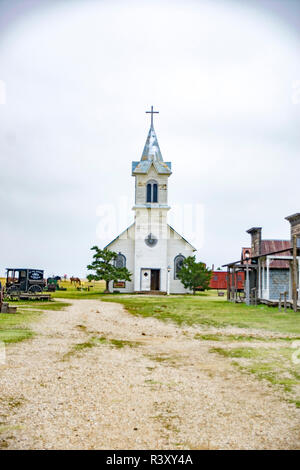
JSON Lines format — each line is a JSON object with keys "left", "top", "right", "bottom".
{"left": 0, "top": 299, "right": 299, "bottom": 450}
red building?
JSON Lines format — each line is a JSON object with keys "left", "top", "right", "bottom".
{"left": 209, "top": 271, "right": 245, "bottom": 291}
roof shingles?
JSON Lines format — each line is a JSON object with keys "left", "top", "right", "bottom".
{"left": 261, "top": 240, "right": 291, "bottom": 268}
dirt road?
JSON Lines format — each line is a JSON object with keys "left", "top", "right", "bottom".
{"left": 0, "top": 299, "right": 299, "bottom": 449}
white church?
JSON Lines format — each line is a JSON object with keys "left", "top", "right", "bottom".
{"left": 105, "top": 107, "right": 196, "bottom": 294}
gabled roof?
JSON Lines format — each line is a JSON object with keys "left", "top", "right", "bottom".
{"left": 132, "top": 160, "right": 172, "bottom": 175}
{"left": 132, "top": 124, "right": 172, "bottom": 175}
{"left": 104, "top": 222, "right": 197, "bottom": 252}
{"left": 261, "top": 240, "right": 291, "bottom": 255}
{"left": 168, "top": 225, "right": 197, "bottom": 251}
{"left": 104, "top": 223, "right": 134, "bottom": 249}
{"left": 224, "top": 240, "right": 293, "bottom": 269}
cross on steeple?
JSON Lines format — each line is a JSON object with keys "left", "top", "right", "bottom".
{"left": 146, "top": 106, "right": 159, "bottom": 128}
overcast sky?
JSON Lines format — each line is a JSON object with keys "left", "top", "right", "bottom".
{"left": 0, "top": 0, "right": 299, "bottom": 277}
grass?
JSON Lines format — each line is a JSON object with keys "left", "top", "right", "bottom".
{"left": 47, "top": 284, "right": 299, "bottom": 335}
{"left": 99, "top": 293, "right": 300, "bottom": 335}
{"left": 9, "top": 300, "right": 71, "bottom": 311}
{"left": 0, "top": 277, "right": 91, "bottom": 344}
{"left": 194, "top": 333, "right": 270, "bottom": 342}
{"left": 100, "top": 292, "right": 300, "bottom": 407}
{"left": 210, "top": 346, "right": 263, "bottom": 359}
{"left": 52, "top": 280, "right": 105, "bottom": 299}
{"left": 0, "top": 277, "right": 106, "bottom": 300}
{"left": 0, "top": 308, "right": 40, "bottom": 344}
{"left": 73, "top": 341, "right": 96, "bottom": 351}
{"left": 109, "top": 338, "right": 141, "bottom": 349}
{"left": 211, "top": 345, "right": 300, "bottom": 402}
{"left": 0, "top": 300, "right": 70, "bottom": 344}
{"left": 194, "top": 332, "right": 300, "bottom": 342}
{"left": 146, "top": 353, "right": 180, "bottom": 366}
{"left": 0, "top": 328, "right": 33, "bottom": 344}
{"left": 62, "top": 335, "right": 141, "bottom": 360}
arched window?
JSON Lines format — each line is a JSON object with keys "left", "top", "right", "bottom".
{"left": 174, "top": 254, "right": 185, "bottom": 279}
{"left": 146, "top": 180, "right": 158, "bottom": 203}
{"left": 115, "top": 252, "right": 126, "bottom": 268}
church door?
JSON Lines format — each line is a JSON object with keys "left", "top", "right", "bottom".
{"left": 141, "top": 269, "right": 151, "bottom": 291}
{"left": 151, "top": 269, "right": 160, "bottom": 291}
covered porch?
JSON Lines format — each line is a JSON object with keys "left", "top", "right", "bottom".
{"left": 223, "top": 261, "right": 257, "bottom": 305}
{"left": 253, "top": 251, "right": 300, "bottom": 309}
{"left": 224, "top": 249, "right": 300, "bottom": 309}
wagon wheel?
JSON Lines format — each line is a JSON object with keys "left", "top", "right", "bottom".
{"left": 28, "top": 285, "right": 43, "bottom": 294}
{"left": 6, "top": 285, "right": 21, "bottom": 296}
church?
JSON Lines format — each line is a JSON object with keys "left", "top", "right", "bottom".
{"left": 105, "top": 107, "right": 196, "bottom": 294}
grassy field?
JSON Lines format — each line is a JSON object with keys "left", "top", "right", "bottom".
{"left": 0, "top": 277, "right": 103, "bottom": 344}
{"left": 99, "top": 292, "right": 300, "bottom": 335}
{"left": 0, "top": 300, "right": 71, "bottom": 344}
{"left": 48, "top": 284, "right": 300, "bottom": 334}
{"left": 0, "top": 278, "right": 102, "bottom": 344}
{"left": 53, "top": 280, "right": 106, "bottom": 298}
{"left": 0, "top": 278, "right": 105, "bottom": 295}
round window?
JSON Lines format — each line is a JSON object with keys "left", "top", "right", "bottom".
{"left": 145, "top": 233, "right": 158, "bottom": 247}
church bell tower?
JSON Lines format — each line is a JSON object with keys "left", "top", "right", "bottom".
{"left": 131, "top": 107, "right": 172, "bottom": 292}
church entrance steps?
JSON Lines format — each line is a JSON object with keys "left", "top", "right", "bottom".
{"left": 136, "top": 290, "right": 167, "bottom": 295}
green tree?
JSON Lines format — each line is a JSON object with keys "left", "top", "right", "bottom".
{"left": 87, "top": 247, "right": 132, "bottom": 293}
{"left": 177, "top": 256, "right": 212, "bottom": 294}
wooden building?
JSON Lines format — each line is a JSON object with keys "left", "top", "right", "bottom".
{"left": 209, "top": 271, "right": 244, "bottom": 291}
{"left": 224, "top": 213, "right": 300, "bottom": 310}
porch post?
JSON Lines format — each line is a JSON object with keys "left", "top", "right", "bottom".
{"left": 167, "top": 266, "right": 171, "bottom": 295}
{"left": 232, "top": 267, "right": 236, "bottom": 302}
{"left": 298, "top": 256, "right": 300, "bottom": 307}
{"left": 258, "top": 258, "right": 261, "bottom": 299}
{"left": 245, "top": 264, "right": 250, "bottom": 306}
{"left": 266, "top": 257, "right": 270, "bottom": 300}
{"left": 288, "top": 260, "right": 292, "bottom": 301}
{"left": 292, "top": 235, "right": 298, "bottom": 312}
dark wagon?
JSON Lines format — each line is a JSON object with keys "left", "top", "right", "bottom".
{"left": 5, "top": 268, "right": 46, "bottom": 295}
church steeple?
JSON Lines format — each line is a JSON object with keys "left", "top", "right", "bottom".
{"left": 141, "top": 106, "right": 163, "bottom": 162}
{"left": 141, "top": 126, "right": 163, "bottom": 162}
{"left": 132, "top": 106, "right": 171, "bottom": 176}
